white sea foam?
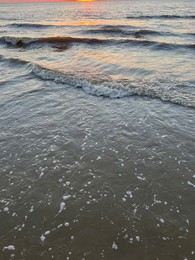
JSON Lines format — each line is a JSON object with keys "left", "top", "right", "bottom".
{"left": 63, "top": 195, "right": 71, "bottom": 200}
{"left": 59, "top": 202, "right": 66, "bottom": 213}
{"left": 0, "top": 55, "right": 194, "bottom": 107}
{"left": 126, "top": 191, "right": 133, "bottom": 198}
{"left": 29, "top": 206, "right": 34, "bottom": 213}
{"left": 29, "top": 63, "right": 195, "bottom": 107}
{"left": 187, "top": 181, "right": 195, "bottom": 188}
{"left": 159, "top": 218, "right": 165, "bottom": 224}
{"left": 112, "top": 242, "right": 118, "bottom": 250}
{"left": 40, "top": 235, "right": 46, "bottom": 242}
{"left": 3, "top": 245, "right": 15, "bottom": 251}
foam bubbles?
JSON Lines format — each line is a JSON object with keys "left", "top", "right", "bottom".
{"left": 59, "top": 202, "right": 66, "bottom": 213}
{"left": 3, "top": 245, "right": 15, "bottom": 251}
{"left": 112, "top": 242, "right": 118, "bottom": 250}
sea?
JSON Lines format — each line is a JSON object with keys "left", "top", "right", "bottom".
{"left": 0, "top": 0, "right": 195, "bottom": 259}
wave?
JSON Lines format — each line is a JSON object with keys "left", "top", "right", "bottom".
{"left": 0, "top": 17, "right": 18, "bottom": 21}
{"left": 0, "top": 55, "right": 194, "bottom": 108}
{"left": 0, "top": 54, "right": 30, "bottom": 66}
{"left": 126, "top": 15, "right": 195, "bottom": 20}
{"left": 86, "top": 28, "right": 127, "bottom": 35}
{"left": 186, "top": 33, "right": 195, "bottom": 37}
{"left": 85, "top": 25, "right": 136, "bottom": 34}
{"left": 1, "top": 36, "right": 195, "bottom": 52}
{"left": 0, "top": 36, "right": 110, "bottom": 48}
{"left": 134, "top": 29, "right": 163, "bottom": 37}
{"left": 7, "top": 23, "right": 54, "bottom": 29}
{"left": 30, "top": 64, "right": 195, "bottom": 108}
{"left": 122, "top": 39, "right": 195, "bottom": 51}
{"left": 85, "top": 27, "right": 163, "bottom": 37}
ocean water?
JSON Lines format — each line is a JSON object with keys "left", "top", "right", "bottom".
{"left": 0, "top": 0, "right": 195, "bottom": 259}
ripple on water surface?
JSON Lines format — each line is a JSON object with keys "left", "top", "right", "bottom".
{"left": 0, "top": 74, "right": 195, "bottom": 259}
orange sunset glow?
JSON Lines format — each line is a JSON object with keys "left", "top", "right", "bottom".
{"left": 0, "top": 0, "right": 102, "bottom": 2}
{"left": 77, "top": 0, "right": 95, "bottom": 2}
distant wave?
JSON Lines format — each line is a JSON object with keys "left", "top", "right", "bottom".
{"left": 85, "top": 27, "right": 163, "bottom": 37}
{"left": 0, "top": 55, "right": 194, "bottom": 108}
{"left": 29, "top": 63, "right": 195, "bottom": 108}
{"left": 85, "top": 25, "right": 136, "bottom": 35}
{"left": 1, "top": 36, "right": 195, "bottom": 52}
{"left": 0, "top": 17, "right": 18, "bottom": 21}
{"left": 126, "top": 15, "right": 195, "bottom": 20}
{"left": 86, "top": 27, "right": 126, "bottom": 35}
{"left": 0, "top": 36, "right": 109, "bottom": 50}
{"left": 7, "top": 23, "right": 55, "bottom": 29}
{"left": 134, "top": 29, "right": 164, "bottom": 37}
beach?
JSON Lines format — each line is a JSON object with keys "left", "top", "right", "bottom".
{"left": 0, "top": 0, "right": 195, "bottom": 259}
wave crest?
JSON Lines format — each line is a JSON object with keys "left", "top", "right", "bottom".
{"left": 1, "top": 55, "right": 194, "bottom": 108}
{"left": 126, "top": 15, "right": 195, "bottom": 20}
{"left": 85, "top": 27, "right": 163, "bottom": 37}
{"left": 0, "top": 36, "right": 110, "bottom": 49}
{"left": 1, "top": 36, "right": 195, "bottom": 52}
{"left": 30, "top": 63, "right": 195, "bottom": 107}
{"left": 7, "top": 23, "right": 54, "bottom": 29}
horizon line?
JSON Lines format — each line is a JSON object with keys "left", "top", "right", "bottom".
{"left": 0, "top": 0, "right": 112, "bottom": 3}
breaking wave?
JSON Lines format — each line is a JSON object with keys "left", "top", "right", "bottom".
{"left": 0, "top": 36, "right": 195, "bottom": 51}
{"left": 31, "top": 64, "right": 195, "bottom": 107}
{"left": 7, "top": 23, "right": 55, "bottom": 29}
{"left": 0, "top": 55, "right": 194, "bottom": 107}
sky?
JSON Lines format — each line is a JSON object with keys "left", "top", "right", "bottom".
{"left": 0, "top": 0, "right": 105, "bottom": 2}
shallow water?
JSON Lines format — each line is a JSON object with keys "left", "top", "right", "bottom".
{"left": 0, "top": 0, "right": 195, "bottom": 259}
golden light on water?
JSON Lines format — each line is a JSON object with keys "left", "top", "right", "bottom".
{"left": 77, "top": 0, "right": 95, "bottom": 2}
